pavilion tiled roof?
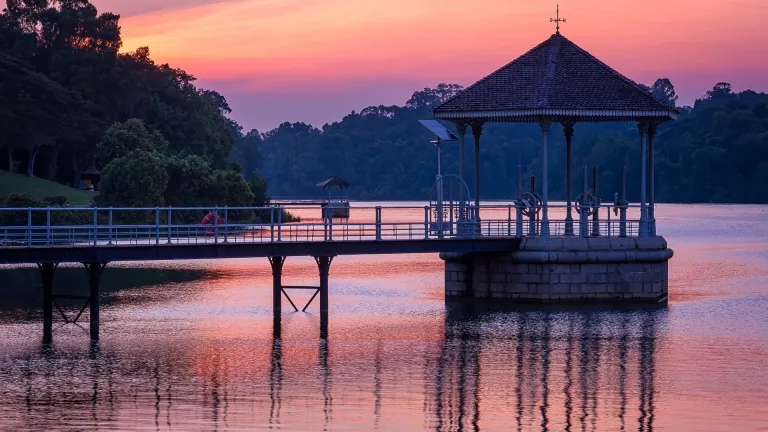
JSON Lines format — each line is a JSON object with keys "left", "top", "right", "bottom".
{"left": 316, "top": 176, "right": 351, "bottom": 189}
{"left": 433, "top": 33, "right": 676, "bottom": 119}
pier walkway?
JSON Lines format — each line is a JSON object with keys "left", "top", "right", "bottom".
{"left": 0, "top": 203, "right": 646, "bottom": 342}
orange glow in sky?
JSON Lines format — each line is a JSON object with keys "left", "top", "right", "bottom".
{"left": 85, "top": 0, "right": 768, "bottom": 128}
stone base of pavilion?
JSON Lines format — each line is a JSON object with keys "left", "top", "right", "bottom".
{"left": 440, "top": 236, "right": 672, "bottom": 304}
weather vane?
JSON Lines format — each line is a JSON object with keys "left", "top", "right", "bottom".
{"left": 550, "top": 5, "right": 566, "bottom": 34}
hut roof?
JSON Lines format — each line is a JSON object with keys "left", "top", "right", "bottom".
{"left": 316, "top": 177, "right": 351, "bottom": 188}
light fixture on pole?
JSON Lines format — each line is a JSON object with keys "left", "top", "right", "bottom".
{"left": 419, "top": 120, "right": 459, "bottom": 236}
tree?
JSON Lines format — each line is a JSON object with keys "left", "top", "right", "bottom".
{"left": 249, "top": 172, "right": 270, "bottom": 206}
{"left": 0, "top": 52, "right": 82, "bottom": 177}
{"left": 705, "top": 82, "right": 734, "bottom": 102}
{"left": 231, "top": 129, "right": 262, "bottom": 175}
{"left": 405, "top": 83, "right": 464, "bottom": 110}
{"left": 98, "top": 150, "right": 168, "bottom": 208}
{"left": 96, "top": 118, "right": 168, "bottom": 166}
{"left": 163, "top": 154, "right": 212, "bottom": 207}
{"left": 650, "top": 78, "right": 678, "bottom": 106}
{"left": 206, "top": 170, "right": 254, "bottom": 207}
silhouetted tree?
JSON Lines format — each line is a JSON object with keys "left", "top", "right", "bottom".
{"left": 650, "top": 78, "right": 678, "bottom": 106}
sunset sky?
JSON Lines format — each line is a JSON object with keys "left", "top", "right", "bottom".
{"left": 66, "top": 1, "right": 768, "bottom": 129}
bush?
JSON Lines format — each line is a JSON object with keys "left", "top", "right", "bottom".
{"left": 43, "top": 195, "right": 69, "bottom": 207}
{"left": 1, "top": 193, "right": 46, "bottom": 226}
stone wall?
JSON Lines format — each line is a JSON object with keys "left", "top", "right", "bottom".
{"left": 442, "top": 236, "right": 672, "bottom": 303}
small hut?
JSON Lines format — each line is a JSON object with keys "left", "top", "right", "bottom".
{"left": 79, "top": 167, "right": 101, "bottom": 191}
{"left": 316, "top": 176, "right": 351, "bottom": 219}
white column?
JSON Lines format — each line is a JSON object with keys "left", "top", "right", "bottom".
{"left": 540, "top": 119, "right": 551, "bottom": 237}
{"left": 638, "top": 122, "right": 649, "bottom": 237}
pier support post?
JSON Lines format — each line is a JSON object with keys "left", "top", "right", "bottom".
{"left": 38, "top": 262, "right": 59, "bottom": 344}
{"left": 269, "top": 256, "right": 285, "bottom": 338}
{"left": 314, "top": 256, "right": 334, "bottom": 339}
{"left": 83, "top": 262, "right": 107, "bottom": 341}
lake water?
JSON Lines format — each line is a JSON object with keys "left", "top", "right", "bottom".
{"left": 1, "top": 203, "right": 767, "bottom": 431}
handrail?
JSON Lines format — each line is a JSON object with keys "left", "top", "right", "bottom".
{"left": 0, "top": 203, "right": 653, "bottom": 248}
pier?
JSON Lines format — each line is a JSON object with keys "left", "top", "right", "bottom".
{"left": 0, "top": 200, "right": 671, "bottom": 343}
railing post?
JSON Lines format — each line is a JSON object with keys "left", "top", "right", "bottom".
{"left": 528, "top": 207, "right": 536, "bottom": 237}
{"left": 155, "top": 207, "right": 160, "bottom": 245}
{"left": 424, "top": 206, "right": 429, "bottom": 240}
{"left": 214, "top": 205, "right": 219, "bottom": 244}
{"left": 167, "top": 208, "right": 173, "bottom": 244}
{"left": 580, "top": 166, "right": 589, "bottom": 238}
{"left": 620, "top": 205, "right": 628, "bottom": 238}
{"left": 328, "top": 211, "right": 333, "bottom": 241}
{"left": 375, "top": 206, "right": 382, "bottom": 241}
{"left": 108, "top": 207, "right": 114, "bottom": 245}
{"left": 620, "top": 164, "right": 628, "bottom": 238}
{"left": 93, "top": 208, "right": 99, "bottom": 246}
{"left": 46, "top": 207, "right": 51, "bottom": 246}
{"left": 474, "top": 205, "right": 481, "bottom": 238}
{"left": 27, "top": 207, "right": 32, "bottom": 247}
{"left": 223, "top": 207, "right": 229, "bottom": 243}
{"left": 270, "top": 207, "right": 275, "bottom": 242}
{"left": 322, "top": 207, "right": 328, "bottom": 241}
{"left": 277, "top": 206, "right": 282, "bottom": 242}
{"left": 592, "top": 202, "right": 600, "bottom": 237}
{"left": 515, "top": 201, "right": 523, "bottom": 237}
{"left": 591, "top": 166, "right": 600, "bottom": 237}
{"left": 507, "top": 204, "right": 512, "bottom": 236}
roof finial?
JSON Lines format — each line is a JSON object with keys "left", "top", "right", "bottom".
{"left": 550, "top": 5, "right": 566, "bottom": 35}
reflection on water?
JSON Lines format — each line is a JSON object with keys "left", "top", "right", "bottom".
{"left": 1, "top": 204, "right": 768, "bottom": 430}
{"left": 0, "top": 306, "right": 668, "bottom": 432}
{"left": 426, "top": 308, "right": 664, "bottom": 432}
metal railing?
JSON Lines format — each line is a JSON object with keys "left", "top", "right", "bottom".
{"left": 271, "top": 196, "right": 349, "bottom": 204}
{"left": 0, "top": 203, "right": 651, "bottom": 248}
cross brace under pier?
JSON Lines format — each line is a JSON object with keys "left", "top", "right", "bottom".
{"left": 37, "top": 261, "right": 108, "bottom": 343}
{"left": 269, "top": 256, "right": 334, "bottom": 339}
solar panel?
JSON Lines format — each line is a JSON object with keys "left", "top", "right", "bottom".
{"left": 418, "top": 120, "right": 460, "bottom": 141}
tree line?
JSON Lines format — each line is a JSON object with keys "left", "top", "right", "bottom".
{"left": 0, "top": 0, "right": 267, "bottom": 216}
{"left": 254, "top": 81, "right": 768, "bottom": 203}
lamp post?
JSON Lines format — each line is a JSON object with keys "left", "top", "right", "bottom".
{"left": 418, "top": 120, "right": 460, "bottom": 238}
{"left": 433, "top": 138, "right": 443, "bottom": 235}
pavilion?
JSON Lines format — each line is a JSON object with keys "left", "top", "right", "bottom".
{"left": 433, "top": 26, "right": 677, "bottom": 238}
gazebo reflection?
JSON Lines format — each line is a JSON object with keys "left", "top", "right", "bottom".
{"left": 430, "top": 307, "right": 662, "bottom": 432}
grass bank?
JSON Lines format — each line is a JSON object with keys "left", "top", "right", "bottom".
{"left": 0, "top": 170, "right": 96, "bottom": 206}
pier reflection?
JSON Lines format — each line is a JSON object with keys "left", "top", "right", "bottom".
{"left": 431, "top": 307, "right": 663, "bottom": 432}
{"left": 1, "top": 305, "right": 664, "bottom": 431}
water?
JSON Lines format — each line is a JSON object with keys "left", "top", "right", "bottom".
{"left": 1, "top": 203, "right": 767, "bottom": 431}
